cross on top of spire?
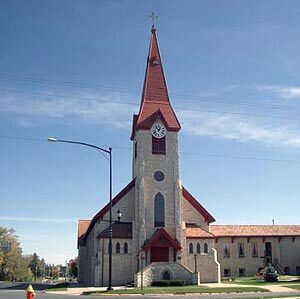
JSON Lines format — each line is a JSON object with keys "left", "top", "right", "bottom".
{"left": 149, "top": 12, "right": 158, "bottom": 28}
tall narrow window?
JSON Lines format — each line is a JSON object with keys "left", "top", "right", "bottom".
{"left": 224, "top": 268, "right": 231, "bottom": 277}
{"left": 196, "top": 243, "right": 201, "bottom": 254}
{"left": 124, "top": 242, "right": 128, "bottom": 254}
{"left": 154, "top": 192, "right": 165, "bottom": 227}
{"left": 134, "top": 141, "right": 137, "bottom": 159}
{"left": 204, "top": 242, "right": 208, "bottom": 254}
{"left": 152, "top": 136, "right": 166, "bottom": 155}
{"left": 252, "top": 242, "right": 258, "bottom": 257}
{"left": 238, "top": 243, "right": 245, "bottom": 258}
{"left": 223, "top": 244, "right": 230, "bottom": 258}
{"left": 116, "top": 242, "right": 120, "bottom": 254}
{"left": 189, "top": 243, "right": 193, "bottom": 254}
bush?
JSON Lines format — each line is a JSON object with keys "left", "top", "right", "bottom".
{"left": 152, "top": 280, "right": 185, "bottom": 286}
{"left": 169, "top": 280, "right": 185, "bottom": 286}
{"left": 263, "top": 266, "right": 278, "bottom": 282}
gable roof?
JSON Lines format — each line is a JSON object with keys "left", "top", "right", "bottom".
{"left": 79, "top": 178, "right": 136, "bottom": 244}
{"left": 143, "top": 227, "right": 181, "bottom": 250}
{"left": 210, "top": 225, "right": 300, "bottom": 238}
{"left": 182, "top": 186, "right": 215, "bottom": 224}
{"left": 97, "top": 222, "right": 132, "bottom": 239}
{"left": 185, "top": 224, "right": 215, "bottom": 239}
{"left": 131, "top": 26, "right": 180, "bottom": 139}
{"left": 77, "top": 220, "right": 91, "bottom": 247}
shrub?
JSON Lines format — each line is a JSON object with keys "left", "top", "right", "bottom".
{"left": 152, "top": 280, "right": 185, "bottom": 286}
{"left": 263, "top": 265, "right": 278, "bottom": 282}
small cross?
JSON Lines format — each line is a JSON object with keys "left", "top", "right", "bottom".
{"left": 149, "top": 12, "right": 158, "bottom": 27}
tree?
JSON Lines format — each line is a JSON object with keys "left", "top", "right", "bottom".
{"left": 0, "top": 227, "right": 33, "bottom": 281}
{"left": 28, "top": 252, "right": 41, "bottom": 279}
{"left": 68, "top": 257, "right": 78, "bottom": 278}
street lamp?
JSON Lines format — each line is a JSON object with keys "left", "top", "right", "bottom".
{"left": 116, "top": 209, "right": 122, "bottom": 222}
{"left": 48, "top": 137, "right": 114, "bottom": 290}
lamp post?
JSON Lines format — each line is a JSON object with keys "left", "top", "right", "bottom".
{"left": 48, "top": 137, "right": 114, "bottom": 290}
{"left": 194, "top": 254, "right": 197, "bottom": 273}
{"left": 141, "top": 254, "right": 145, "bottom": 290}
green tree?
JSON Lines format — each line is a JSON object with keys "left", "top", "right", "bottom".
{"left": 0, "top": 227, "right": 35, "bottom": 281}
{"left": 0, "top": 227, "right": 32, "bottom": 281}
{"left": 68, "top": 257, "right": 78, "bottom": 278}
{"left": 28, "top": 252, "right": 43, "bottom": 279}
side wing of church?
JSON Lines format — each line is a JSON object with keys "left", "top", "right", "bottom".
{"left": 77, "top": 26, "right": 300, "bottom": 287}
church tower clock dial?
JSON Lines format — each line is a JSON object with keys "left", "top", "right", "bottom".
{"left": 151, "top": 122, "right": 166, "bottom": 138}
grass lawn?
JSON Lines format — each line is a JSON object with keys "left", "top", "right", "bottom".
{"left": 225, "top": 276, "right": 300, "bottom": 286}
{"left": 283, "top": 285, "right": 300, "bottom": 290}
{"left": 83, "top": 285, "right": 268, "bottom": 295}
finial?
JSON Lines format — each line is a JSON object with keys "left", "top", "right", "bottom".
{"left": 149, "top": 12, "right": 158, "bottom": 31}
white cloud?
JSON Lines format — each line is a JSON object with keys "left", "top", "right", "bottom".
{"left": 2, "top": 88, "right": 300, "bottom": 149}
{"left": 179, "top": 110, "right": 300, "bottom": 148}
{"left": 0, "top": 91, "right": 137, "bottom": 128}
{"left": 255, "top": 84, "right": 300, "bottom": 99}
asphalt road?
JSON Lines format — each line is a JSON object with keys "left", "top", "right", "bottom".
{"left": 1, "top": 290, "right": 300, "bottom": 299}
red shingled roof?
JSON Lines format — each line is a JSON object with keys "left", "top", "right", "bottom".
{"left": 97, "top": 222, "right": 132, "bottom": 239}
{"left": 77, "top": 220, "right": 91, "bottom": 247}
{"left": 185, "top": 224, "right": 215, "bottom": 239}
{"left": 78, "top": 220, "right": 91, "bottom": 238}
{"left": 143, "top": 228, "right": 181, "bottom": 250}
{"left": 182, "top": 186, "right": 215, "bottom": 224}
{"left": 210, "top": 225, "right": 300, "bottom": 237}
{"left": 131, "top": 26, "right": 180, "bottom": 139}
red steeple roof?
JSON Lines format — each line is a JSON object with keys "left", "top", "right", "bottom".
{"left": 131, "top": 26, "right": 181, "bottom": 139}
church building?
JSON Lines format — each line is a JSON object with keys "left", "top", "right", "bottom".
{"left": 78, "top": 26, "right": 300, "bottom": 286}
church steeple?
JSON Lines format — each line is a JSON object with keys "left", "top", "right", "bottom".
{"left": 131, "top": 26, "right": 181, "bottom": 140}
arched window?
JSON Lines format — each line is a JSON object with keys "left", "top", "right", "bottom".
{"left": 116, "top": 242, "right": 121, "bottom": 254}
{"left": 124, "top": 242, "right": 128, "bottom": 254}
{"left": 204, "top": 242, "right": 208, "bottom": 254}
{"left": 197, "top": 243, "right": 201, "bottom": 254}
{"left": 162, "top": 270, "right": 171, "bottom": 280}
{"left": 189, "top": 243, "right": 193, "bottom": 254}
{"left": 152, "top": 136, "right": 166, "bottom": 155}
{"left": 154, "top": 192, "right": 165, "bottom": 227}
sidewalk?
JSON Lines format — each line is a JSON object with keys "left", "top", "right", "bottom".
{"left": 46, "top": 283, "right": 300, "bottom": 296}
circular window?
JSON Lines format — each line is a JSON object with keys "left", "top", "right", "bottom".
{"left": 154, "top": 171, "right": 165, "bottom": 182}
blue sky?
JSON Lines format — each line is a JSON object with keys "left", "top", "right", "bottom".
{"left": 1, "top": 0, "right": 300, "bottom": 264}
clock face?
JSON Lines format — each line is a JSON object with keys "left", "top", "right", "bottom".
{"left": 151, "top": 122, "right": 166, "bottom": 138}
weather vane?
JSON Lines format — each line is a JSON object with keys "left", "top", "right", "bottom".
{"left": 149, "top": 12, "right": 158, "bottom": 27}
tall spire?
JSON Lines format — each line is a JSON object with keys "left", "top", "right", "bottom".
{"left": 131, "top": 26, "right": 181, "bottom": 138}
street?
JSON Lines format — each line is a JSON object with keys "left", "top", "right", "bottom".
{"left": 1, "top": 289, "right": 300, "bottom": 299}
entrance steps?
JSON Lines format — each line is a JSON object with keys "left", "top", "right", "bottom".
{"left": 134, "top": 262, "right": 199, "bottom": 287}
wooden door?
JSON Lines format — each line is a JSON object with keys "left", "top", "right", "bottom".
{"left": 151, "top": 247, "right": 169, "bottom": 262}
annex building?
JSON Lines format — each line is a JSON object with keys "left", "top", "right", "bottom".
{"left": 78, "top": 26, "right": 300, "bottom": 287}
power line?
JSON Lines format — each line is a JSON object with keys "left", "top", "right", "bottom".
{"left": 1, "top": 87, "right": 300, "bottom": 122}
{"left": 1, "top": 133, "right": 300, "bottom": 165}
{"left": 0, "top": 73, "right": 299, "bottom": 112}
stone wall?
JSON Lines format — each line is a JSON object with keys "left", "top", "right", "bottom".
{"left": 135, "top": 262, "right": 199, "bottom": 287}
{"left": 133, "top": 130, "right": 180, "bottom": 241}
{"left": 214, "top": 236, "right": 300, "bottom": 277}
{"left": 182, "top": 195, "right": 208, "bottom": 230}
{"left": 279, "top": 237, "right": 300, "bottom": 274}
{"left": 186, "top": 241, "right": 220, "bottom": 283}
{"left": 97, "top": 238, "right": 133, "bottom": 286}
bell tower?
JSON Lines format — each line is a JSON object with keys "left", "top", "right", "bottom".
{"left": 131, "top": 26, "right": 183, "bottom": 261}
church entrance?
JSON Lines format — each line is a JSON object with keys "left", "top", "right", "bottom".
{"left": 143, "top": 228, "right": 181, "bottom": 264}
{"left": 151, "top": 247, "right": 169, "bottom": 262}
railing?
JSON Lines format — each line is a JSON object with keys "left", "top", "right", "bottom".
{"left": 273, "top": 258, "right": 285, "bottom": 275}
